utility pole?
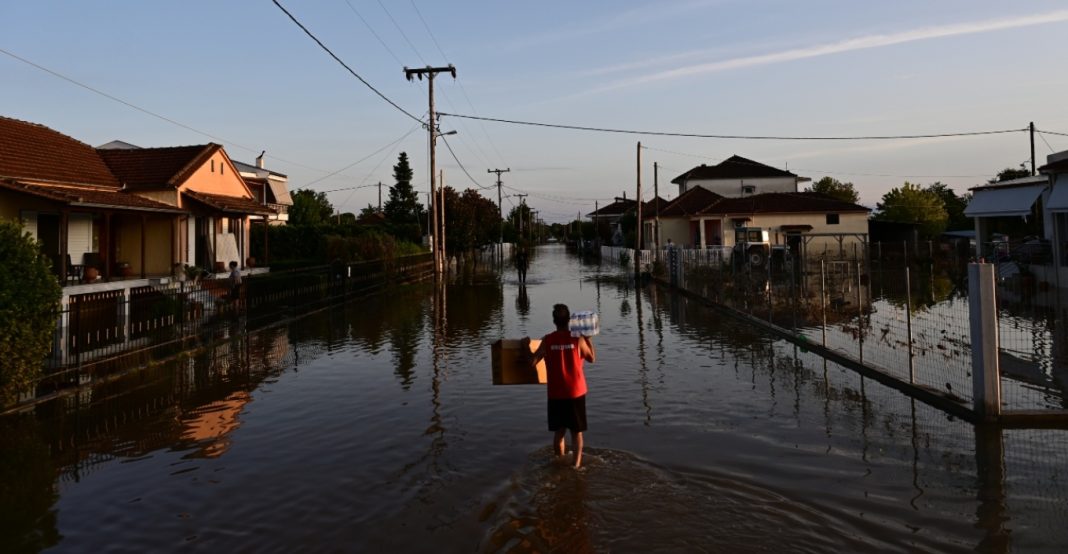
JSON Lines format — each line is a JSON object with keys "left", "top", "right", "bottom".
{"left": 377, "top": 181, "right": 383, "bottom": 212}
{"left": 1030, "top": 121, "right": 1036, "bottom": 176}
{"left": 488, "top": 167, "right": 510, "bottom": 264}
{"left": 635, "top": 141, "right": 642, "bottom": 278}
{"left": 654, "top": 161, "right": 661, "bottom": 261}
{"left": 514, "top": 193, "right": 528, "bottom": 242}
{"left": 439, "top": 169, "right": 447, "bottom": 271}
{"left": 404, "top": 64, "right": 456, "bottom": 275}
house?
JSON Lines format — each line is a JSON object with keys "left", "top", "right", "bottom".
{"left": 0, "top": 116, "right": 274, "bottom": 286}
{"left": 232, "top": 152, "right": 293, "bottom": 225}
{"left": 671, "top": 155, "right": 809, "bottom": 197}
{"left": 648, "top": 191, "right": 870, "bottom": 255}
{"left": 964, "top": 174, "right": 1048, "bottom": 260}
{"left": 587, "top": 197, "right": 637, "bottom": 245}
{"left": 0, "top": 116, "right": 185, "bottom": 283}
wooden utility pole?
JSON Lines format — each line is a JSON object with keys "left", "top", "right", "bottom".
{"left": 488, "top": 167, "right": 510, "bottom": 264}
{"left": 404, "top": 64, "right": 456, "bottom": 275}
{"left": 513, "top": 193, "right": 528, "bottom": 241}
{"left": 635, "top": 141, "right": 642, "bottom": 278}
{"left": 1030, "top": 121, "right": 1036, "bottom": 176}
{"left": 377, "top": 181, "right": 383, "bottom": 212}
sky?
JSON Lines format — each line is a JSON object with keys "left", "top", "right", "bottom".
{"left": 3, "top": 1, "right": 1068, "bottom": 222}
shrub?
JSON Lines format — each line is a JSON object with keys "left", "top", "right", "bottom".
{"left": 0, "top": 220, "right": 61, "bottom": 405}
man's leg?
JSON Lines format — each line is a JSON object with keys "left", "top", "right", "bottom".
{"left": 571, "top": 430, "right": 584, "bottom": 468}
{"left": 553, "top": 429, "right": 567, "bottom": 457}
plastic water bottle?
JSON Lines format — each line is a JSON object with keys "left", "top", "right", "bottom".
{"left": 569, "top": 310, "right": 600, "bottom": 337}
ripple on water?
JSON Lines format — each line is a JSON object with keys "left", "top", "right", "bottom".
{"left": 477, "top": 448, "right": 882, "bottom": 553}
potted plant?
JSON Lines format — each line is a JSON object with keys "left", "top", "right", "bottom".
{"left": 117, "top": 261, "right": 133, "bottom": 278}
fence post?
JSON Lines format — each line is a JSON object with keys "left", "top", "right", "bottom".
{"left": 857, "top": 260, "right": 863, "bottom": 363}
{"left": 906, "top": 266, "right": 914, "bottom": 383}
{"left": 968, "top": 263, "right": 1002, "bottom": 419}
{"left": 820, "top": 259, "right": 827, "bottom": 347}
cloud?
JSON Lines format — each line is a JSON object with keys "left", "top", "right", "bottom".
{"left": 585, "top": 9, "right": 1068, "bottom": 94}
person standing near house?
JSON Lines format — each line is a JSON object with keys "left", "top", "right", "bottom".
{"left": 228, "top": 261, "right": 242, "bottom": 302}
{"left": 527, "top": 303, "right": 596, "bottom": 469}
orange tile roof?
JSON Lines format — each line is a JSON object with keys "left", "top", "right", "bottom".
{"left": 183, "top": 190, "right": 276, "bottom": 215}
{"left": 0, "top": 116, "right": 121, "bottom": 187}
{"left": 0, "top": 178, "right": 184, "bottom": 212}
{"left": 98, "top": 144, "right": 220, "bottom": 189}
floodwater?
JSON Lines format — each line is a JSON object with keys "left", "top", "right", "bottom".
{"left": 2, "top": 245, "right": 1067, "bottom": 552}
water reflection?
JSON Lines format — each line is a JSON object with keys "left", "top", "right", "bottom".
{"left": 3, "top": 245, "right": 1068, "bottom": 552}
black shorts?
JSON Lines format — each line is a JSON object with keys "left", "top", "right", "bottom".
{"left": 547, "top": 395, "right": 587, "bottom": 432}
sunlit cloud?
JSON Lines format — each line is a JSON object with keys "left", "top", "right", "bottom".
{"left": 584, "top": 10, "right": 1068, "bottom": 94}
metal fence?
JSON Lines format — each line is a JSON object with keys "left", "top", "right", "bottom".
{"left": 31, "top": 253, "right": 434, "bottom": 401}
{"left": 614, "top": 243, "right": 1068, "bottom": 420}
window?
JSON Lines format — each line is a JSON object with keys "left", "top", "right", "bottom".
{"left": 211, "top": 160, "right": 215, "bottom": 172}
{"left": 742, "top": 185, "right": 756, "bottom": 194}
{"left": 826, "top": 213, "right": 840, "bottom": 225}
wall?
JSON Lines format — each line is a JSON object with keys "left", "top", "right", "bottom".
{"left": 179, "top": 151, "right": 253, "bottom": 202}
{"left": 132, "top": 189, "right": 179, "bottom": 207}
{"left": 659, "top": 218, "right": 692, "bottom": 248}
{"left": 739, "top": 212, "right": 868, "bottom": 254}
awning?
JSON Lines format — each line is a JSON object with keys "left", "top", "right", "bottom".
{"left": 964, "top": 183, "right": 1045, "bottom": 218}
{"left": 267, "top": 179, "right": 293, "bottom": 205}
{"left": 1045, "top": 178, "right": 1068, "bottom": 212}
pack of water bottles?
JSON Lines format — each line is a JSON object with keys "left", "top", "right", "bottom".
{"left": 568, "top": 310, "right": 600, "bottom": 337}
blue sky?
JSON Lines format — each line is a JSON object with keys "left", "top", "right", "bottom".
{"left": 4, "top": 1, "right": 1068, "bottom": 222}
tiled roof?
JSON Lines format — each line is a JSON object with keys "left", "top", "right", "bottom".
{"left": 0, "top": 178, "right": 184, "bottom": 212}
{"left": 184, "top": 189, "right": 276, "bottom": 215}
{"left": 670, "top": 155, "right": 799, "bottom": 185}
{"left": 588, "top": 198, "right": 637, "bottom": 217}
{"left": 699, "top": 192, "right": 870, "bottom": 216}
{"left": 0, "top": 116, "right": 121, "bottom": 187}
{"left": 98, "top": 144, "right": 220, "bottom": 189}
{"left": 657, "top": 187, "right": 723, "bottom": 218}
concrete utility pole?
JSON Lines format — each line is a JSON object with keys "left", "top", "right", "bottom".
{"left": 377, "top": 181, "right": 383, "bottom": 212}
{"left": 404, "top": 64, "right": 456, "bottom": 275}
{"left": 439, "top": 169, "right": 446, "bottom": 269}
{"left": 1030, "top": 121, "right": 1036, "bottom": 176}
{"left": 654, "top": 161, "right": 661, "bottom": 260}
{"left": 635, "top": 141, "right": 642, "bottom": 278}
{"left": 488, "top": 167, "right": 510, "bottom": 264}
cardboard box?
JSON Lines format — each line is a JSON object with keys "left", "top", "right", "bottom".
{"left": 491, "top": 339, "right": 546, "bottom": 385}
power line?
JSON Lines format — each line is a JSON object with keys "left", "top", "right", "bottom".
{"left": 440, "top": 136, "right": 491, "bottom": 190}
{"left": 641, "top": 145, "right": 994, "bottom": 179}
{"left": 343, "top": 0, "right": 404, "bottom": 66}
{"left": 1038, "top": 129, "right": 1068, "bottom": 138}
{"left": 409, "top": 0, "right": 449, "bottom": 63}
{"left": 304, "top": 119, "right": 424, "bottom": 187}
{"left": 1037, "top": 131, "right": 1056, "bottom": 154}
{"left": 376, "top": 0, "right": 426, "bottom": 65}
{"left": 270, "top": 0, "right": 424, "bottom": 124}
{"left": 438, "top": 112, "right": 1025, "bottom": 141}
{"left": 0, "top": 46, "right": 350, "bottom": 175}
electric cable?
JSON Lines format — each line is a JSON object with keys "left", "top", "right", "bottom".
{"left": 440, "top": 136, "right": 492, "bottom": 190}
{"left": 271, "top": 0, "right": 425, "bottom": 124}
{"left": 304, "top": 118, "right": 424, "bottom": 187}
{"left": 438, "top": 112, "right": 1025, "bottom": 141}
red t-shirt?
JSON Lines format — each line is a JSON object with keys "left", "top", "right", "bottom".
{"left": 542, "top": 330, "right": 587, "bottom": 399}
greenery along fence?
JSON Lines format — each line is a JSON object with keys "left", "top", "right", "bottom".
{"left": 27, "top": 252, "right": 435, "bottom": 405}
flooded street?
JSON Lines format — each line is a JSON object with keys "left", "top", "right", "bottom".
{"left": 3, "top": 245, "right": 1066, "bottom": 552}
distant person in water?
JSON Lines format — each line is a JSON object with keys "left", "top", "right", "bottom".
{"left": 528, "top": 303, "right": 596, "bottom": 468}
{"left": 515, "top": 246, "right": 529, "bottom": 283}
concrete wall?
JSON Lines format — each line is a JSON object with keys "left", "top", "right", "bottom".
{"left": 133, "top": 189, "right": 179, "bottom": 207}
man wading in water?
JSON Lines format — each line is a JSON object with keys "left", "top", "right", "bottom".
{"left": 527, "top": 304, "right": 596, "bottom": 468}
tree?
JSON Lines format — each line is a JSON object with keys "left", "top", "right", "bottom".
{"left": 383, "top": 152, "right": 423, "bottom": 243}
{"left": 806, "top": 176, "right": 859, "bottom": 204}
{"left": 443, "top": 187, "right": 500, "bottom": 255}
{"left": 989, "top": 166, "right": 1031, "bottom": 184}
{"left": 926, "top": 182, "right": 971, "bottom": 231}
{"left": 874, "top": 182, "right": 948, "bottom": 238}
{"left": 0, "top": 220, "right": 61, "bottom": 405}
{"left": 289, "top": 188, "right": 334, "bottom": 225}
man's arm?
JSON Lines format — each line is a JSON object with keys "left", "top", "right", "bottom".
{"left": 580, "top": 336, "right": 595, "bottom": 363}
{"left": 525, "top": 336, "right": 547, "bottom": 368}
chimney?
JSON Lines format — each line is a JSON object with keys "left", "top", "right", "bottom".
{"left": 256, "top": 150, "right": 266, "bottom": 169}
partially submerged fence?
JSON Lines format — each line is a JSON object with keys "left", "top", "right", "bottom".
{"left": 606, "top": 244, "right": 1068, "bottom": 424}
{"left": 29, "top": 253, "right": 434, "bottom": 403}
